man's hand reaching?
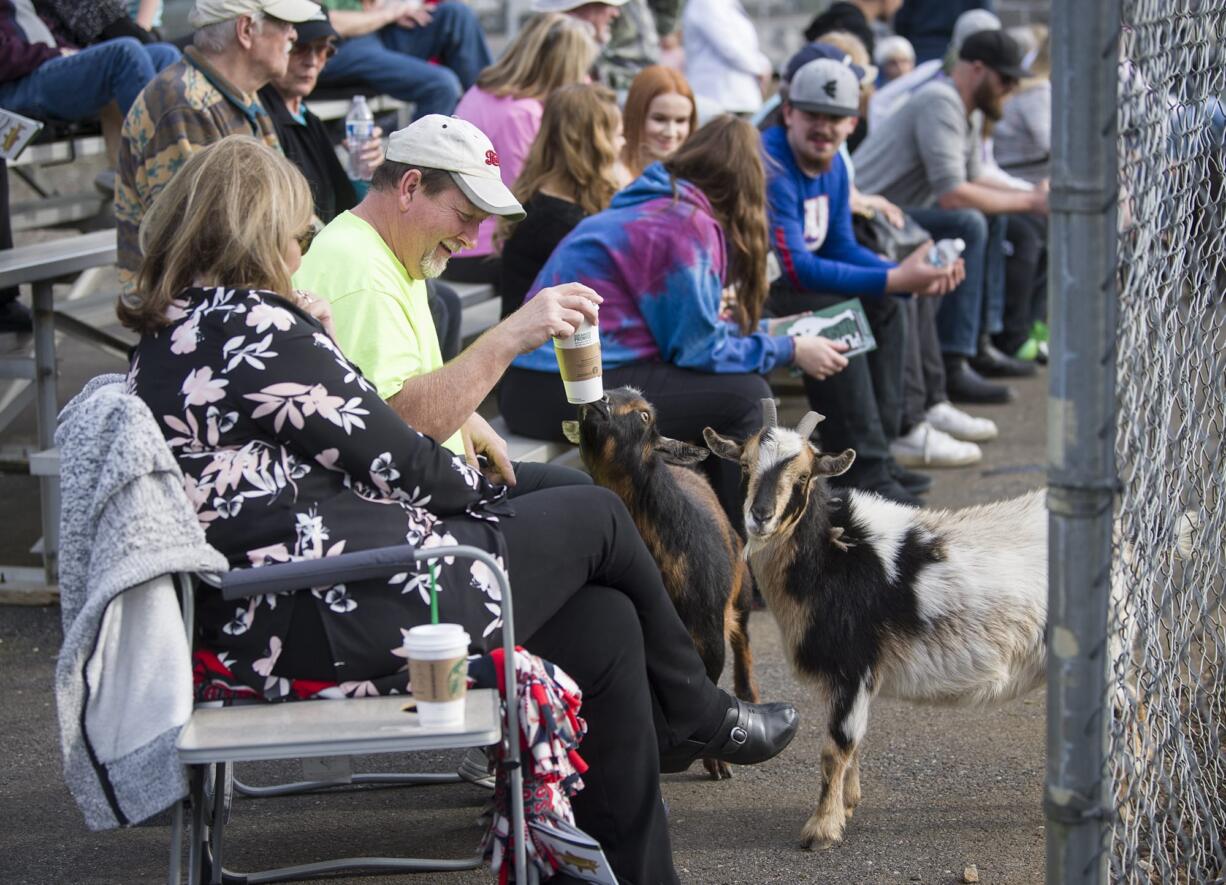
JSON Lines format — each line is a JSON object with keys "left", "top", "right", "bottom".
{"left": 462, "top": 413, "right": 516, "bottom": 487}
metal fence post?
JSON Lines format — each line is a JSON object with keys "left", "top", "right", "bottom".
{"left": 1046, "top": 1, "right": 1120, "bottom": 883}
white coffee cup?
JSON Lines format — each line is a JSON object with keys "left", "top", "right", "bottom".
{"left": 553, "top": 317, "right": 603, "bottom": 405}
{"left": 404, "top": 623, "right": 470, "bottom": 728}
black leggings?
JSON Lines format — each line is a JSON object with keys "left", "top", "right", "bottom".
{"left": 501, "top": 485, "right": 726, "bottom": 750}
{"left": 522, "top": 586, "right": 677, "bottom": 884}
{"left": 279, "top": 486, "right": 719, "bottom": 883}
{"left": 499, "top": 364, "right": 770, "bottom": 532}
{"left": 501, "top": 486, "right": 725, "bottom": 884}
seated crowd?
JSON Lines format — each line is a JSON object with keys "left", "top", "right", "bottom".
{"left": 4, "top": 0, "right": 1053, "bottom": 879}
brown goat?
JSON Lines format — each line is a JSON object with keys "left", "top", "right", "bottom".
{"left": 563, "top": 387, "right": 759, "bottom": 778}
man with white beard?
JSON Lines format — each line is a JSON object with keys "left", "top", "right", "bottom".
{"left": 294, "top": 115, "right": 599, "bottom": 493}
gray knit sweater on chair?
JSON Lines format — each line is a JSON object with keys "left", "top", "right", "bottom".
{"left": 55, "top": 374, "right": 228, "bottom": 830}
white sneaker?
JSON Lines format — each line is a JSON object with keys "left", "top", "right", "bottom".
{"left": 925, "top": 401, "right": 999, "bottom": 442}
{"left": 889, "top": 421, "right": 982, "bottom": 468}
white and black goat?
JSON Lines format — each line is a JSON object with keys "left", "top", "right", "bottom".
{"left": 704, "top": 401, "right": 1047, "bottom": 849}
{"left": 563, "top": 387, "right": 759, "bottom": 778}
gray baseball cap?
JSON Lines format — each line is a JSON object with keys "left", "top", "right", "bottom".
{"left": 787, "top": 58, "right": 861, "bottom": 117}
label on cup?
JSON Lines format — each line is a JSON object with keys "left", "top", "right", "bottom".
{"left": 554, "top": 323, "right": 601, "bottom": 382}
{"left": 408, "top": 655, "right": 468, "bottom": 703}
{"left": 553, "top": 318, "right": 603, "bottom": 404}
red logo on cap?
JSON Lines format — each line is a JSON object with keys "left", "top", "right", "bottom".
{"left": 485, "top": 149, "right": 500, "bottom": 167}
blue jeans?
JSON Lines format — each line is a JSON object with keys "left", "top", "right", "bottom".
{"left": 906, "top": 207, "right": 1008, "bottom": 356}
{"left": 0, "top": 38, "right": 179, "bottom": 119}
{"left": 318, "top": 2, "right": 491, "bottom": 119}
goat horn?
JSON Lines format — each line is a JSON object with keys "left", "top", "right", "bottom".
{"left": 761, "top": 398, "right": 778, "bottom": 429}
{"left": 795, "top": 411, "right": 825, "bottom": 440}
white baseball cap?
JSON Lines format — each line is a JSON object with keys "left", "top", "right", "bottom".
{"left": 385, "top": 115, "right": 526, "bottom": 220}
{"left": 531, "top": 0, "right": 628, "bottom": 11}
{"left": 190, "top": 0, "right": 322, "bottom": 28}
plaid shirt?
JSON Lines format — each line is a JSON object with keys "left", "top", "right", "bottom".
{"left": 115, "top": 47, "right": 280, "bottom": 289}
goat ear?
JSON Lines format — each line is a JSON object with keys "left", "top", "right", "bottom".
{"left": 656, "top": 436, "right": 710, "bottom": 466}
{"left": 561, "top": 420, "right": 581, "bottom": 445}
{"left": 815, "top": 448, "right": 856, "bottom": 477}
{"left": 703, "top": 427, "right": 742, "bottom": 461}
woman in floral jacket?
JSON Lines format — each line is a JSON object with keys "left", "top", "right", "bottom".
{"left": 119, "top": 136, "right": 799, "bottom": 881}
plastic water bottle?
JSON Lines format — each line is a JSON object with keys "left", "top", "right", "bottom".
{"left": 928, "top": 237, "right": 966, "bottom": 267}
{"left": 345, "top": 96, "right": 375, "bottom": 182}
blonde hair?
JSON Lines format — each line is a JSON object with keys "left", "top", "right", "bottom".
{"left": 475, "top": 13, "right": 598, "bottom": 100}
{"left": 496, "top": 84, "right": 622, "bottom": 248}
{"left": 620, "top": 65, "right": 698, "bottom": 177}
{"left": 118, "top": 135, "right": 313, "bottom": 334}
{"left": 814, "top": 30, "right": 870, "bottom": 70}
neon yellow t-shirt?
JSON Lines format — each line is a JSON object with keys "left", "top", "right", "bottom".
{"left": 293, "top": 211, "right": 464, "bottom": 454}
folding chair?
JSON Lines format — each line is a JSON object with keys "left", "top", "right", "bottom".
{"left": 167, "top": 543, "right": 530, "bottom": 885}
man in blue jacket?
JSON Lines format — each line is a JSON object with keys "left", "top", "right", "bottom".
{"left": 763, "top": 57, "right": 962, "bottom": 503}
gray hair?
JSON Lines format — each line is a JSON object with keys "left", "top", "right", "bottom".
{"left": 193, "top": 10, "right": 266, "bottom": 54}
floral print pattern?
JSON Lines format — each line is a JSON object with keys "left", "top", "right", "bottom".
{"left": 129, "top": 287, "right": 512, "bottom": 701}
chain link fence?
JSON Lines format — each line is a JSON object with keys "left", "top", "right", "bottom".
{"left": 1049, "top": 1, "right": 1226, "bottom": 882}
{"left": 1110, "top": 1, "right": 1226, "bottom": 881}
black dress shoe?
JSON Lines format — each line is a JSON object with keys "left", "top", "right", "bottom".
{"left": 944, "top": 356, "right": 1015, "bottom": 404}
{"left": 0, "top": 300, "right": 32, "bottom": 333}
{"left": 970, "top": 336, "right": 1038, "bottom": 378}
{"left": 660, "top": 697, "right": 799, "bottom": 773}
{"left": 889, "top": 459, "right": 932, "bottom": 495}
{"left": 867, "top": 479, "right": 923, "bottom": 506}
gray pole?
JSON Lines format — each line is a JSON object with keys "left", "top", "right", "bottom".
{"left": 1046, "top": 1, "right": 1120, "bottom": 883}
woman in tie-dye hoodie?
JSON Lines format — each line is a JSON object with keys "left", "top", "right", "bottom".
{"left": 500, "top": 115, "right": 849, "bottom": 527}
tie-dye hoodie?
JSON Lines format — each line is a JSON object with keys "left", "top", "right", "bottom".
{"left": 511, "top": 162, "right": 796, "bottom": 375}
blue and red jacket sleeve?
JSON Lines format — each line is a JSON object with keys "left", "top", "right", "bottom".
{"left": 765, "top": 143, "right": 893, "bottom": 297}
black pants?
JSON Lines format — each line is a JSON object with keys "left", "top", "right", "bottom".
{"left": 998, "top": 214, "right": 1047, "bottom": 356}
{"left": 425, "top": 280, "right": 463, "bottom": 363}
{"left": 901, "top": 294, "right": 948, "bottom": 432}
{"left": 281, "top": 485, "right": 718, "bottom": 883}
{"left": 502, "top": 485, "right": 728, "bottom": 884}
{"left": 767, "top": 288, "right": 907, "bottom": 488}
{"left": 442, "top": 253, "right": 501, "bottom": 286}
{"left": 499, "top": 363, "right": 770, "bottom": 532}
{"left": 504, "top": 460, "right": 590, "bottom": 496}
{"left": 1, "top": 159, "right": 17, "bottom": 307}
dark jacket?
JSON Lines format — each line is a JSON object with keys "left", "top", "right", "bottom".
{"left": 259, "top": 85, "right": 357, "bottom": 224}
{"left": 0, "top": 0, "right": 68, "bottom": 83}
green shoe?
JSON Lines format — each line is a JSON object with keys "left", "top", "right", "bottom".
{"left": 1014, "top": 338, "right": 1040, "bottom": 362}
{"left": 1030, "top": 320, "right": 1050, "bottom": 343}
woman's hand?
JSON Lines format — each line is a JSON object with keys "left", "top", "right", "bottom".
{"left": 793, "top": 336, "right": 850, "bottom": 379}
{"left": 292, "top": 290, "right": 337, "bottom": 340}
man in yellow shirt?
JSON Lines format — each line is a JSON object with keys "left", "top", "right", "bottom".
{"left": 294, "top": 114, "right": 599, "bottom": 489}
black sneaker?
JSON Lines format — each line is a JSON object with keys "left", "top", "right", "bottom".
{"left": 0, "top": 300, "right": 32, "bottom": 333}
{"left": 944, "top": 356, "right": 1015, "bottom": 404}
{"left": 869, "top": 479, "right": 923, "bottom": 506}
{"left": 970, "top": 335, "right": 1038, "bottom": 378}
{"left": 889, "top": 459, "right": 932, "bottom": 495}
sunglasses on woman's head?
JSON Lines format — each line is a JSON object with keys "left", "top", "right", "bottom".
{"left": 296, "top": 227, "right": 317, "bottom": 254}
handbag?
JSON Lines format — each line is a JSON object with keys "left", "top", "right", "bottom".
{"left": 851, "top": 210, "right": 931, "bottom": 263}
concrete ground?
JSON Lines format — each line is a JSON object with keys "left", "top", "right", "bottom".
{"left": 0, "top": 275, "right": 1049, "bottom": 884}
